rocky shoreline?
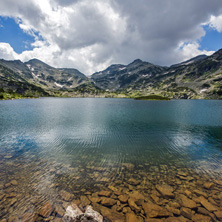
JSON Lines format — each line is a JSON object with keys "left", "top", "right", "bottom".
{"left": 0, "top": 155, "right": 222, "bottom": 221}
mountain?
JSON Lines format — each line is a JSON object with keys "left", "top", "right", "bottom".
{"left": 171, "top": 54, "right": 207, "bottom": 67}
{"left": 0, "top": 49, "right": 222, "bottom": 100}
{"left": 0, "top": 58, "right": 97, "bottom": 99}
{"left": 91, "top": 59, "right": 166, "bottom": 91}
{"left": 24, "top": 59, "right": 88, "bottom": 89}
{"left": 0, "top": 62, "right": 49, "bottom": 99}
{"left": 91, "top": 50, "right": 222, "bottom": 99}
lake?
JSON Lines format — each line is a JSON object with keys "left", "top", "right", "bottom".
{"left": 0, "top": 98, "right": 222, "bottom": 221}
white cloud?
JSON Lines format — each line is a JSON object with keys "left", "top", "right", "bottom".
{"left": 0, "top": 43, "right": 18, "bottom": 60}
{"left": 176, "top": 41, "right": 214, "bottom": 62}
{"left": 207, "top": 15, "right": 222, "bottom": 32}
{"left": 0, "top": 0, "right": 222, "bottom": 74}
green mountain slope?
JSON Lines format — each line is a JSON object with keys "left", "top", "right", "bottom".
{"left": 91, "top": 59, "right": 166, "bottom": 91}
{"left": 92, "top": 49, "right": 222, "bottom": 99}
{"left": 0, "top": 49, "right": 222, "bottom": 100}
{"left": 25, "top": 59, "right": 88, "bottom": 89}
{"left": 0, "top": 58, "right": 94, "bottom": 99}
{"left": 0, "top": 63, "right": 49, "bottom": 99}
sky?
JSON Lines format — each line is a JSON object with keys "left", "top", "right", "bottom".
{"left": 0, "top": 0, "right": 222, "bottom": 75}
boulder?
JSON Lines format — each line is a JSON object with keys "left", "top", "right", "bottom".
{"left": 179, "top": 194, "right": 197, "bottom": 209}
{"left": 129, "top": 191, "right": 145, "bottom": 201}
{"left": 0, "top": 194, "right": 5, "bottom": 201}
{"left": 193, "top": 189, "right": 208, "bottom": 198}
{"left": 166, "top": 206, "right": 180, "bottom": 216}
{"left": 118, "top": 194, "right": 129, "bottom": 203}
{"left": 85, "top": 205, "right": 103, "bottom": 222}
{"left": 142, "top": 202, "right": 169, "bottom": 218}
{"left": 184, "top": 190, "right": 192, "bottom": 198}
{"left": 63, "top": 204, "right": 103, "bottom": 222}
{"left": 214, "top": 211, "right": 222, "bottom": 221}
{"left": 198, "top": 196, "right": 218, "bottom": 212}
{"left": 98, "top": 204, "right": 125, "bottom": 221}
{"left": 203, "top": 182, "right": 214, "bottom": 189}
{"left": 180, "top": 207, "right": 193, "bottom": 219}
{"left": 156, "top": 184, "right": 174, "bottom": 199}
{"left": 108, "top": 185, "right": 118, "bottom": 192}
{"left": 169, "top": 202, "right": 180, "bottom": 209}
{"left": 39, "top": 201, "right": 53, "bottom": 218}
{"left": 54, "top": 204, "right": 65, "bottom": 217}
{"left": 59, "top": 190, "right": 74, "bottom": 201}
{"left": 100, "top": 197, "right": 117, "bottom": 207}
{"left": 88, "top": 196, "right": 101, "bottom": 203}
{"left": 126, "top": 212, "right": 138, "bottom": 222}
{"left": 128, "top": 198, "right": 140, "bottom": 213}
{"left": 21, "top": 212, "right": 37, "bottom": 222}
{"left": 10, "top": 180, "right": 18, "bottom": 186}
{"left": 197, "top": 207, "right": 210, "bottom": 216}
{"left": 9, "top": 198, "right": 17, "bottom": 206}
{"left": 150, "top": 192, "right": 159, "bottom": 203}
{"left": 192, "top": 214, "right": 212, "bottom": 222}
{"left": 98, "top": 190, "right": 111, "bottom": 197}
{"left": 80, "top": 196, "right": 91, "bottom": 208}
{"left": 8, "top": 216, "right": 19, "bottom": 222}
{"left": 177, "top": 171, "right": 187, "bottom": 177}
{"left": 128, "top": 178, "right": 140, "bottom": 186}
{"left": 63, "top": 204, "right": 83, "bottom": 222}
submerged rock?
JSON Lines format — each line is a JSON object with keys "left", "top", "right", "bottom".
{"left": 54, "top": 204, "right": 65, "bottom": 217}
{"left": 142, "top": 202, "right": 169, "bottom": 218}
{"left": 39, "top": 201, "right": 53, "bottom": 218}
{"left": 108, "top": 185, "right": 119, "bottom": 193}
{"left": 214, "top": 211, "right": 222, "bottom": 221}
{"left": 118, "top": 194, "right": 129, "bottom": 203}
{"left": 128, "top": 178, "right": 140, "bottom": 186}
{"left": 128, "top": 198, "right": 140, "bottom": 213}
{"left": 198, "top": 196, "right": 218, "bottom": 212}
{"left": 8, "top": 216, "right": 19, "bottom": 222}
{"left": 63, "top": 204, "right": 83, "bottom": 222}
{"left": 9, "top": 198, "right": 17, "bottom": 206}
{"left": 193, "top": 189, "right": 208, "bottom": 198}
{"left": 59, "top": 190, "right": 74, "bottom": 202}
{"left": 156, "top": 184, "right": 174, "bottom": 199}
{"left": 203, "top": 182, "right": 214, "bottom": 189}
{"left": 126, "top": 212, "right": 138, "bottom": 222}
{"left": 10, "top": 180, "right": 18, "bottom": 186}
{"left": 21, "top": 212, "right": 37, "bottom": 222}
{"left": 129, "top": 191, "right": 145, "bottom": 201}
{"left": 180, "top": 207, "right": 193, "bottom": 219}
{"left": 80, "top": 196, "right": 91, "bottom": 208}
{"left": 179, "top": 194, "right": 197, "bottom": 209}
{"left": 96, "top": 204, "right": 125, "bottom": 221}
{"left": 100, "top": 197, "right": 117, "bottom": 207}
{"left": 85, "top": 205, "right": 103, "bottom": 222}
{"left": 98, "top": 190, "right": 111, "bottom": 197}
{"left": 192, "top": 214, "right": 212, "bottom": 222}
{"left": 63, "top": 204, "right": 103, "bottom": 222}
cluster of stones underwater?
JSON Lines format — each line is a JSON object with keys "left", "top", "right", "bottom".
{"left": 0, "top": 154, "right": 222, "bottom": 221}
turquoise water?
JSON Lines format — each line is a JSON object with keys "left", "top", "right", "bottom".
{"left": 0, "top": 98, "right": 222, "bottom": 218}
{"left": 1, "top": 98, "right": 222, "bottom": 172}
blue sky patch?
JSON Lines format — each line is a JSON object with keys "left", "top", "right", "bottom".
{"left": 199, "top": 25, "right": 222, "bottom": 51}
{"left": 0, "top": 16, "right": 41, "bottom": 53}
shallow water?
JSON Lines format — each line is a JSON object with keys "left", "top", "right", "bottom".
{"left": 0, "top": 98, "right": 222, "bottom": 220}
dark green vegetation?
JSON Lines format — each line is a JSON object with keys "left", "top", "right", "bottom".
{"left": 0, "top": 49, "right": 222, "bottom": 100}
{"left": 134, "top": 95, "right": 170, "bottom": 100}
